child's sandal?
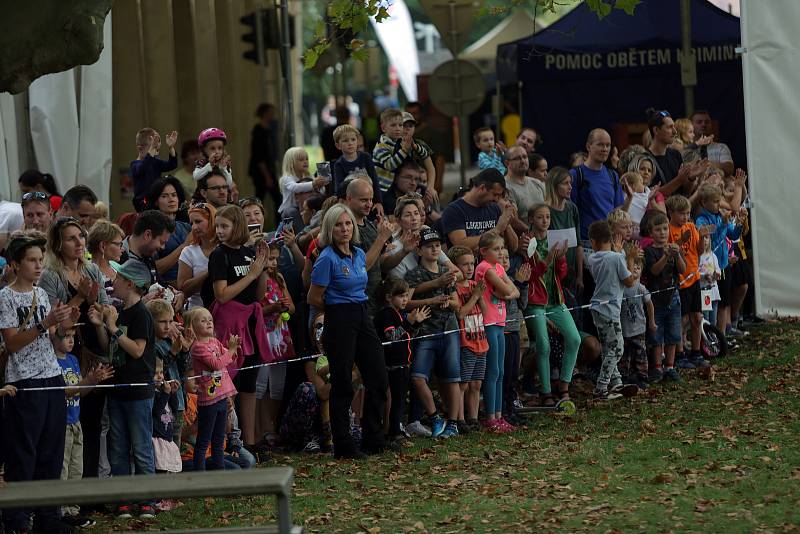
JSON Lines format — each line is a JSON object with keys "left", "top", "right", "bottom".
{"left": 541, "top": 394, "right": 556, "bottom": 407}
{"left": 558, "top": 388, "right": 571, "bottom": 401}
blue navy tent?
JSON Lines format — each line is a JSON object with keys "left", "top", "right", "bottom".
{"left": 496, "top": 0, "right": 744, "bottom": 167}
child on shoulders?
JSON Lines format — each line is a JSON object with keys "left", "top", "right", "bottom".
{"left": 474, "top": 127, "right": 506, "bottom": 175}
{"left": 332, "top": 124, "right": 384, "bottom": 214}
{"left": 130, "top": 127, "right": 178, "bottom": 211}
{"left": 373, "top": 108, "right": 433, "bottom": 193}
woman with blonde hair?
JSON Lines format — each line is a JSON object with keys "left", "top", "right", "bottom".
{"left": 40, "top": 217, "right": 112, "bottom": 480}
{"left": 307, "top": 204, "right": 388, "bottom": 459}
{"left": 177, "top": 202, "right": 218, "bottom": 309}
{"left": 87, "top": 219, "right": 126, "bottom": 295}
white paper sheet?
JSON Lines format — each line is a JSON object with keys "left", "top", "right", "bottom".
{"left": 547, "top": 228, "right": 577, "bottom": 249}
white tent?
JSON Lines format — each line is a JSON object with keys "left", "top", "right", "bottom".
{"left": 741, "top": 0, "right": 800, "bottom": 316}
{"left": 460, "top": 9, "right": 543, "bottom": 63}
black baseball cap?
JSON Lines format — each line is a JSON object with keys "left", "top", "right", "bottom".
{"left": 419, "top": 227, "right": 442, "bottom": 247}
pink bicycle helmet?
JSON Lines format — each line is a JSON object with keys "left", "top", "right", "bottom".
{"left": 197, "top": 127, "right": 227, "bottom": 147}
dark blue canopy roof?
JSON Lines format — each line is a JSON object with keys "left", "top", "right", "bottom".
{"left": 495, "top": 0, "right": 744, "bottom": 167}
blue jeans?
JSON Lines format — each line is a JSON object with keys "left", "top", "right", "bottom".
{"left": 482, "top": 325, "right": 505, "bottom": 415}
{"left": 225, "top": 447, "right": 256, "bottom": 469}
{"left": 703, "top": 301, "right": 719, "bottom": 327}
{"left": 411, "top": 332, "right": 461, "bottom": 383}
{"left": 649, "top": 292, "right": 682, "bottom": 346}
{"left": 107, "top": 396, "right": 155, "bottom": 477}
{"left": 194, "top": 399, "right": 229, "bottom": 471}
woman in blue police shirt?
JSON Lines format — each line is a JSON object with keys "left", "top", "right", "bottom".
{"left": 308, "top": 204, "right": 389, "bottom": 459}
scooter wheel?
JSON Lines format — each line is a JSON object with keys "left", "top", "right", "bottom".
{"left": 555, "top": 399, "right": 577, "bottom": 416}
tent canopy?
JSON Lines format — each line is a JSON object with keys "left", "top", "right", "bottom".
{"left": 460, "top": 9, "right": 542, "bottom": 62}
{"left": 496, "top": 0, "right": 744, "bottom": 167}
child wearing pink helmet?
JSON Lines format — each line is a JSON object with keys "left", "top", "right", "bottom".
{"left": 193, "top": 127, "right": 234, "bottom": 187}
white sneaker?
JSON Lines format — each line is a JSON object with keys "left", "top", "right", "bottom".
{"left": 405, "top": 420, "right": 432, "bottom": 438}
{"left": 302, "top": 438, "right": 321, "bottom": 453}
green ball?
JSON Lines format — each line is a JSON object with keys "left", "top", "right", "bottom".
{"left": 280, "top": 312, "right": 291, "bottom": 321}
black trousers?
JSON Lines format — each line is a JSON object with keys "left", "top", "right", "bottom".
{"left": 80, "top": 387, "right": 106, "bottom": 478}
{"left": 2, "top": 375, "right": 67, "bottom": 531}
{"left": 386, "top": 366, "right": 409, "bottom": 438}
{"left": 323, "top": 302, "right": 388, "bottom": 453}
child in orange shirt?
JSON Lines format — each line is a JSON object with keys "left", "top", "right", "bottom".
{"left": 666, "top": 195, "right": 713, "bottom": 369}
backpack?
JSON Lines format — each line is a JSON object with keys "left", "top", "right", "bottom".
{"left": 573, "top": 164, "right": 622, "bottom": 200}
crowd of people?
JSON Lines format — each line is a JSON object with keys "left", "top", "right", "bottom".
{"left": 0, "top": 102, "right": 755, "bottom": 533}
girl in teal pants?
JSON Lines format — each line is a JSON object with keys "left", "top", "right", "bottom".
{"left": 524, "top": 204, "right": 582, "bottom": 405}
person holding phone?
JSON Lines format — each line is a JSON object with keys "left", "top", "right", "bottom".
{"left": 278, "top": 148, "right": 327, "bottom": 227}
{"left": 240, "top": 197, "right": 266, "bottom": 246}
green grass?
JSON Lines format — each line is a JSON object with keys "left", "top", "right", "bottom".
{"left": 102, "top": 322, "right": 800, "bottom": 533}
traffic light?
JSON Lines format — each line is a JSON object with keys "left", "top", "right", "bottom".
{"left": 241, "top": 9, "right": 296, "bottom": 64}
{"left": 240, "top": 10, "right": 263, "bottom": 64}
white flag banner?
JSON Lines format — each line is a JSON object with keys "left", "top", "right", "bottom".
{"left": 370, "top": 0, "right": 420, "bottom": 101}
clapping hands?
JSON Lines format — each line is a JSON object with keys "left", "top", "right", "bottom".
{"left": 408, "top": 306, "right": 431, "bottom": 324}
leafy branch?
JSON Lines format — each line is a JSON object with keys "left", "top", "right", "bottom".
{"left": 303, "top": 0, "right": 640, "bottom": 69}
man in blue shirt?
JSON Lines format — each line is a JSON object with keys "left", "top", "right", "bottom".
{"left": 570, "top": 128, "right": 626, "bottom": 242}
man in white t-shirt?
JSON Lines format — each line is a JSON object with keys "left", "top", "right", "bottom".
{"left": 0, "top": 196, "right": 24, "bottom": 251}
{"left": 692, "top": 110, "right": 734, "bottom": 175}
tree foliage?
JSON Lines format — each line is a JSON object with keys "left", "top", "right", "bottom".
{"left": 303, "top": 0, "right": 641, "bottom": 69}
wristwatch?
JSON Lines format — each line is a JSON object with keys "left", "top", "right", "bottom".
{"left": 35, "top": 321, "right": 47, "bottom": 335}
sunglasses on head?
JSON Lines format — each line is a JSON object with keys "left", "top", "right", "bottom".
{"left": 191, "top": 202, "right": 210, "bottom": 212}
{"left": 238, "top": 197, "right": 263, "bottom": 208}
{"left": 658, "top": 110, "right": 671, "bottom": 117}
{"left": 22, "top": 191, "right": 49, "bottom": 203}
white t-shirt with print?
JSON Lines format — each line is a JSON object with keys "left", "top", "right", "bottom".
{"left": 0, "top": 286, "right": 62, "bottom": 382}
{"left": 178, "top": 244, "right": 209, "bottom": 309}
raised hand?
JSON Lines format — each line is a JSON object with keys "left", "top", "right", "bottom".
{"left": 181, "top": 327, "right": 196, "bottom": 352}
{"left": 401, "top": 230, "right": 420, "bottom": 252}
{"left": 88, "top": 363, "right": 114, "bottom": 384}
{"left": 611, "top": 233, "right": 624, "bottom": 253}
{"left": 227, "top": 334, "right": 241, "bottom": 353}
{"left": 249, "top": 249, "right": 268, "bottom": 277}
{"left": 281, "top": 226, "right": 297, "bottom": 248}
{"left": 408, "top": 305, "right": 431, "bottom": 324}
{"left": 438, "top": 270, "right": 458, "bottom": 288}
{"left": 312, "top": 176, "right": 328, "bottom": 189}
{"left": 87, "top": 303, "right": 104, "bottom": 327}
{"left": 171, "top": 291, "right": 185, "bottom": 312}
{"left": 46, "top": 301, "right": 75, "bottom": 329}
{"left": 696, "top": 134, "right": 714, "bottom": 146}
{"left": 103, "top": 304, "right": 119, "bottom": 329}
{"left": 165, "top": 131, "right": 178, "bottom": 148}
{"left": 377, "top": 216, "right": 394, "bottom": 242}
{"left": 734, "top": 168, "right": 747, "bottom": 188}
{"left": 514, "top": 262, "right": 532, "bottom": 282}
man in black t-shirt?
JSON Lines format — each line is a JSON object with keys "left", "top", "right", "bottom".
{"left": 439, "top": 168, "right": 518, "bottom": 252}
{"left": 645, "top": 109, "right": 707, "bottom": 197}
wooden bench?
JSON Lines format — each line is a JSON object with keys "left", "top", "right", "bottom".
{"left": 0, "top": 468, "right": 302, "bottom": 534}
